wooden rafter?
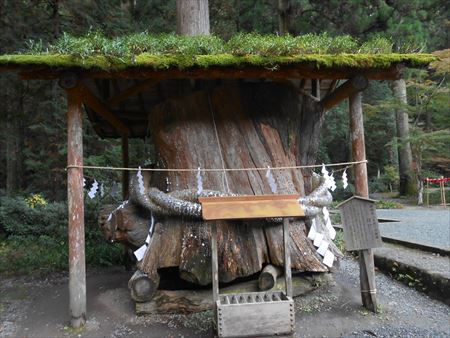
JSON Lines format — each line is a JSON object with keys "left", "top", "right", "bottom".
{"left": 108, "top": 78, "right": 159, "bottom": 107}
{"left": 71, "top": 84, "right": 130, "bottom": 136}
{"left": 320, "top": 75, "right": 368, "bottom": 111}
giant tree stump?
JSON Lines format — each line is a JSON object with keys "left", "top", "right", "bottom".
{"left": 132, "top": 81, "right": 338, "bottom": 286}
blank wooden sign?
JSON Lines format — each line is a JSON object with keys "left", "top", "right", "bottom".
{"left": 199, "top": 195, "right": 304, "bottom": 220}
{"left": 337, "top": 196, "right": 382, "bottom": 251}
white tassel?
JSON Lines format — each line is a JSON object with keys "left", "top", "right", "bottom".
{"left": 307, "top": 219, "right": 317, "bottom": 240}
{"left": 313, "top": 232, "right": 324, "bottom": 247}
{"left": 329, "top": 172, "right": 337, "bottom": 191}
{"left": 266, "top": 166, "right": 278, "bottom": 193}
{"left": 317, "top": 240, "right": 329, "bottom": 256}
{"left": 197, "top": 167, "right": 203, "bottom": 195}
{"left": 137, "top": 166, "right": 145, "bottom": 195}
{"left": 88, "top": 180, "right": 99, "bottom": 199}
{"left": 323, "top": 249, "right": 335, "bottom": 267}
{"left": 342, "top": 169, "right": 348, "bottom": 189}
{"left": 321, "top": 164, "right": 336, "bottom": 191}
{"left": 322, "top": 207, "right": 336, "bottom": 240}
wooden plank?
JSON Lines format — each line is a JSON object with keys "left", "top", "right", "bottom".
{"left": 199, "top": 195, "right": 304, "bottom": 220}
{"left": 339, "top": 198, "right": 382, "bottom": 250}
{"left": 217, "top": 300, "right": 294, "bottom": 337}
{"left": 349, "top": 92, "right": 378, "bottom": 313}
{"left": 67, "top": 90, "right": 86, "bottom": 328}
{"left": 283, "top": 218, "right": 293, "bottom": 298}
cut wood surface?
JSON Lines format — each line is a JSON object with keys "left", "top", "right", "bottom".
{"left": 129, "top": 269, "right": 159, "bottom": 302}
{"left": 135, "top": 82, "right": 331, "bottom": 286}
{"left": 258, "top": 264, "right": 283, "bottom": 290}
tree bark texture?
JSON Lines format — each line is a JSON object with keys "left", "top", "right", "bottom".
{"left": 278, "top": 0, "right": 293, "bottom": 35}
{"left": 134, "top": 81, "right": 336, "bottom": 286}
{"left": 392, "top": 78, "right": 416, "bottom": 196}
{"left": 67, "top": 90, "right": 86, "bottom": 328}
{"left": 176, "top": 0, "right": 210, "bottom": 36}
{"left": 349, "top": 92, "right": 378, "bottom": 313}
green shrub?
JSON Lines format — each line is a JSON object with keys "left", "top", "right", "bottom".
{"left": 0, "top": 196, "right": 123, "bottom": 275}
{"left": 334, "top": 230, "right": 345, "bottom": 253}
{"left": 0, "top": 196, "right": 67, "bottom": 237}
{"left": 375, "top": 200, "right": 404, "bottom": 209}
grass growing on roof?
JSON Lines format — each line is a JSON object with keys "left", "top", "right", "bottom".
{"left": 0, "top": 31, "right": 437, "bottom": 71}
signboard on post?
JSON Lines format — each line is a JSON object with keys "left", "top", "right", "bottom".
{"left": 337, "top": 196, "right": 382, "bottom": 251}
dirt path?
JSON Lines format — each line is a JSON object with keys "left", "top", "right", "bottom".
{"left": 1, "top": 257, "right": 449, "bottom": 337}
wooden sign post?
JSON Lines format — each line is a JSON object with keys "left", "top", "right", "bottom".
{"left": 338, "top": 196, "right": 382, "bottom": 313}
{"left": 347, "top": 91, "right": 379, "bottom": 313}
{"left": 200, "top": 194, "right": 303, "bottom": 338}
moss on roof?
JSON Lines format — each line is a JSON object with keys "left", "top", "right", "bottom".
{"left": 0, "top": 32, "right": 437, "bottom": 72}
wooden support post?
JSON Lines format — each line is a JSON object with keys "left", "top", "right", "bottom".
{"left": 349, "top": 91, "right": 378, "bottom": 312}
{"left": 441, "top": 181, "right": 447, "bottom": 207}
{"left": 211, "top": 223, "right": 219, "bottom": 305}
{"left": 67, "top": 89, "right": 86, "bottom": 328}
{"left": 122, "top": 135, "right": 129, "bottom": 200}
{"left": 283, "top": 218, "right": 292, "bottom": 298}
{"left": 311, "top": 79, "right": 320, "bottom": 99}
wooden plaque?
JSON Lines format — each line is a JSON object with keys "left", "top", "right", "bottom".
{"left": 199, "top": 195, "right": 304, "bottom": 220}
{"left": 338, "top": 196, "right": 382, "bottom": 251}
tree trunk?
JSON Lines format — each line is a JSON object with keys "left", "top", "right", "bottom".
{"left": 115, "top": 0, "right": 336, "bottom": 292}
{"left": 278, "top": 0, "right": 293, "bottom": 35}
{"left": 392, "top": 78, "right": 416, "bottom": 196}
{"left": 137, "top": 81, "right": 332, "bottom": 285}
{"left": 176, "top": 0, "right": 210, "bottom": 35}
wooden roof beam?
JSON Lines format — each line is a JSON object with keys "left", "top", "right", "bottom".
{"left": 320, "top": 75, "right": 368, "bottom": 111}
{"left": 108, "top": 78, "right": 159, "bottom": 107}
{"left": 59, "top": 74, "right": 130, "bottom": 136}
{"left": 18, "top": 64, "right": 403, "bottom": 81}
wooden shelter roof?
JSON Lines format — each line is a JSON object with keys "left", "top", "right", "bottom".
{"left": 0, "top": 53, "right": 435, "bottom": 80}
{"left": 0, "top": 33, "right": 437, "bottom": 139}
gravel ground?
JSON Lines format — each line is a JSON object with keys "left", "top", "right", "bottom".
{"left": 294, "top": 256, "right": 450, "bottom": 337}
{"left": 1, "top": 258, "right": 449, "bottom": 337}
{"left": 377, "top": 208, "right": 450, "bottom": 251}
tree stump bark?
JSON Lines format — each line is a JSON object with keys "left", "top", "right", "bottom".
{"left": 135, "top": 81, "right": 334, "bottom": 286}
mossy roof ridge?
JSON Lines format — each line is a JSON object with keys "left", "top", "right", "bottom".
{"left": 0, "top": 53, "right": 437, "bottom": 72}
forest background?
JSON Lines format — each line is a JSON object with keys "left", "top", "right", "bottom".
{"left": 0, "top": 0, "right": 448, "bottom": 273}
